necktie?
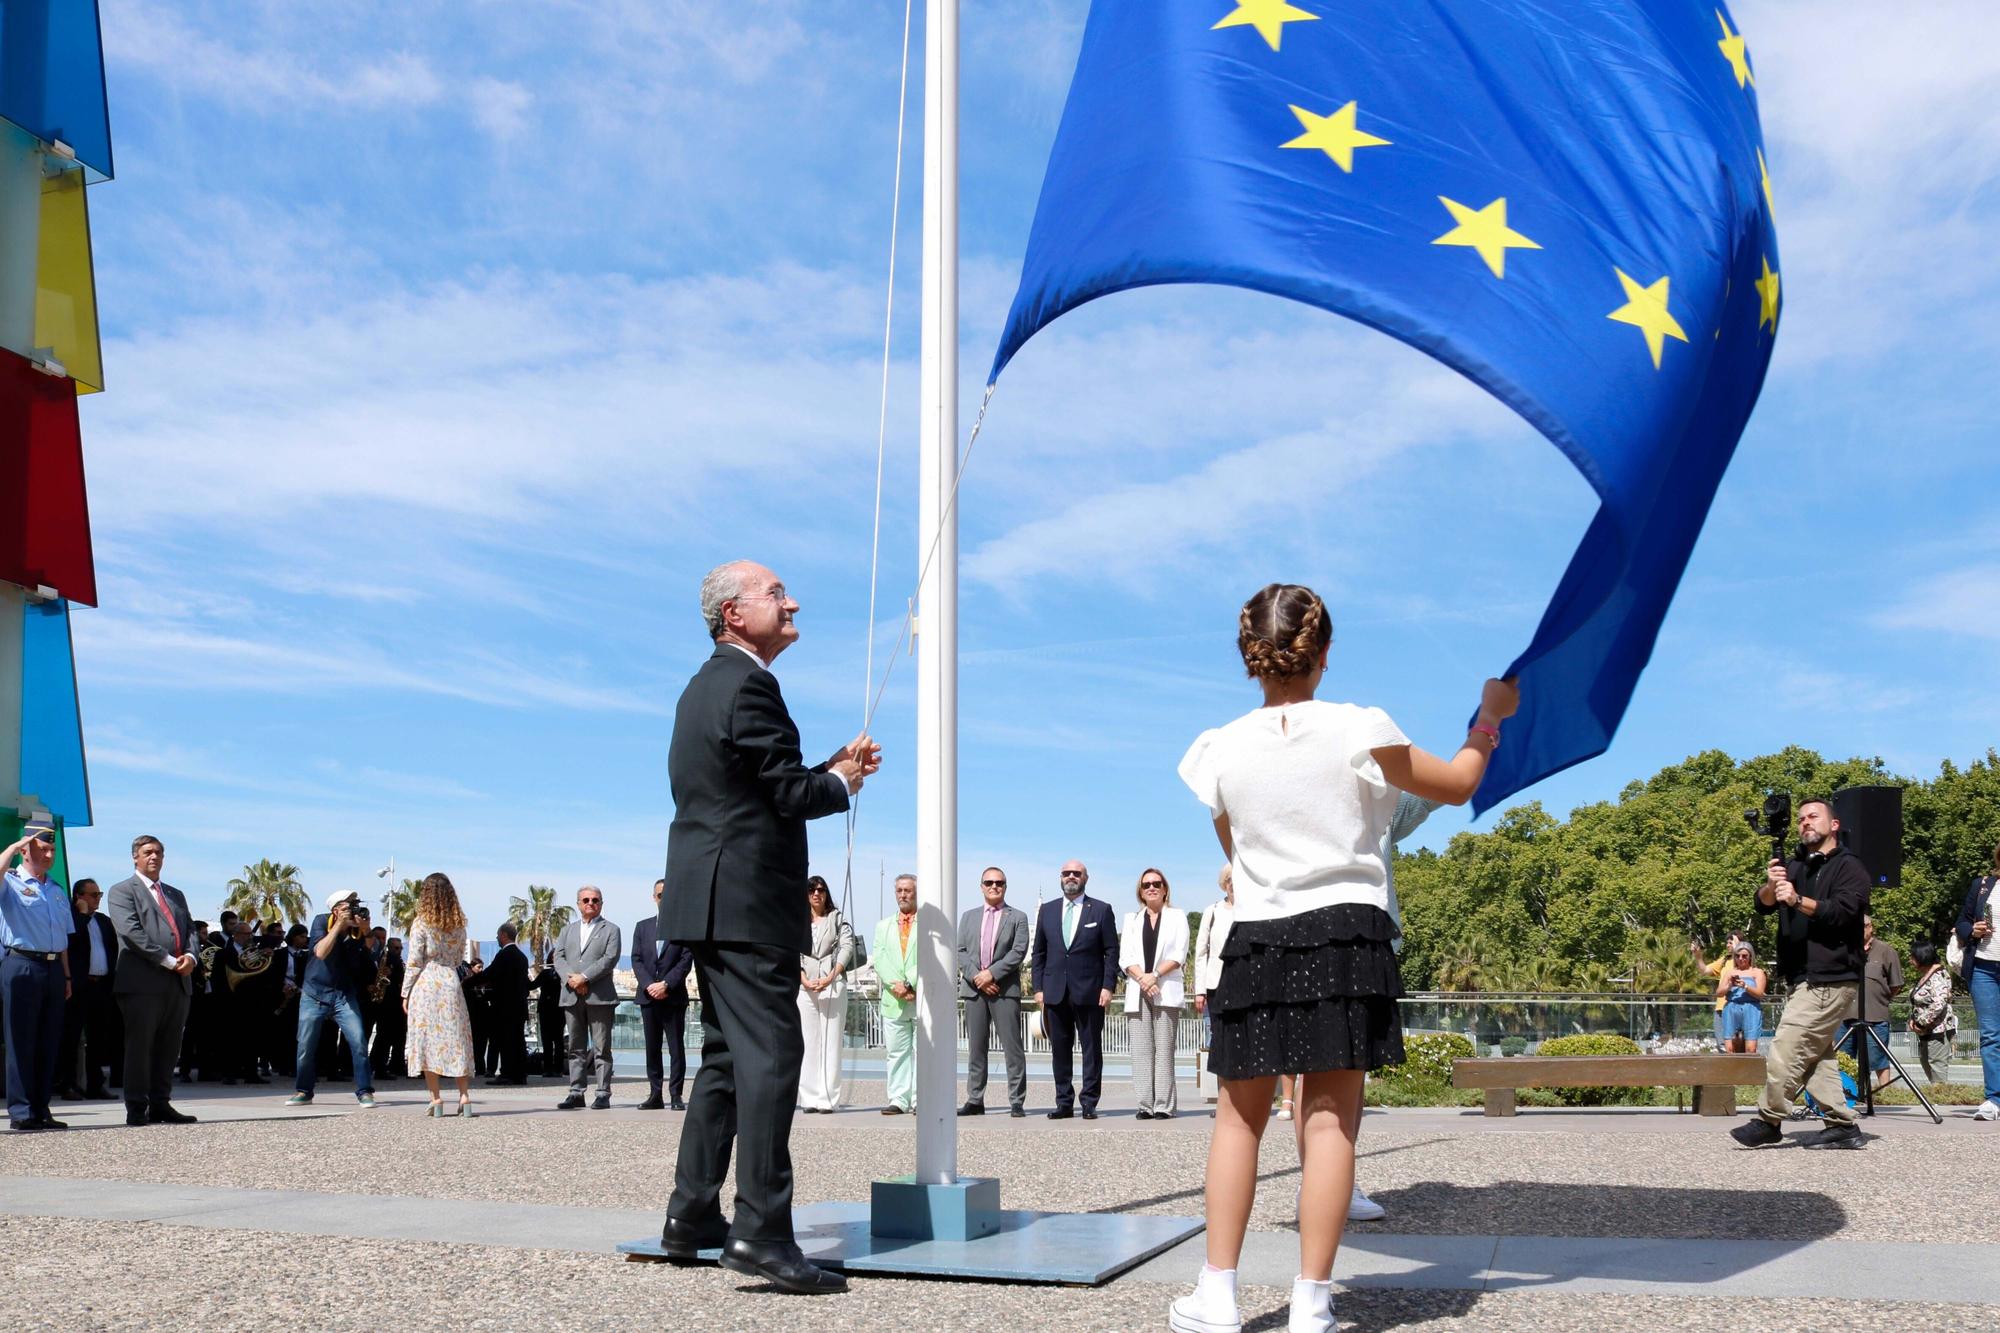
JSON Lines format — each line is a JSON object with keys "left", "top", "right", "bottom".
{"left": 980, "top": 907, "right": 999, "bottom": 969}
{"left": 1063, "top": 899, "right": 1078, "bottom": 948}
{"left": 152, "top": 882, "right": 182, "bottom": 955}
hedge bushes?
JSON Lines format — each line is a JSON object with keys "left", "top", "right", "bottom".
{"left": 1526, "top": 1033, "right": 1649, "bottom": 1106}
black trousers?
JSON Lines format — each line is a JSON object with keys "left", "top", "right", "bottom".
{"left": 1044, "top": 997, "right": 1106, "bottom": 1112}
{"left": 118, "top": 985, "right": 191, "bottom": 1112}
{"left": 668, "top": 943, "right": 801, "bottom": 1244}
{"left": 492, "top": 1008, "right": 527, "bottom": 1081}
{"left": 61, "top": 973, "right": 119, "bottom": 1092}
{"left": 536, "top": 1006, "right": 564, "bottom": 1075}
{"left": 641, "top": 993, "right": 688, "bottom": 1098}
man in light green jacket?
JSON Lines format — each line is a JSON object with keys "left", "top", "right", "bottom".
{"left": 871, "top": 874, "right": 920, "bottom": 1113}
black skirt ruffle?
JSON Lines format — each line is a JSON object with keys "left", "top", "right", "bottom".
{"left": 1207, "top": 903, "right": 1404, "bottom": 1080}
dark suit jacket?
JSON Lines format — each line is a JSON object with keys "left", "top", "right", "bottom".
{"left": 469, "top": 942, "right": 530, "bottom": 1020}
{"left": 630, "top": 917, "right": 693, "bottom": 1005}
{"left": 1031, "top": 894, "right": 1119, "bottom": 1007}
{"left": 67, "top": 909, "right": 118, "bottom": 981}
{"left": 106, "top": 875, "right": 197, "bottom": 997}
{"left": 660, "top": 645, "right": 850, "bottom": 951}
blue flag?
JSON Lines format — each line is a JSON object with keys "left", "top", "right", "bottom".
{"left": 991, "top": 1, "right": 1779, "bottom": 813}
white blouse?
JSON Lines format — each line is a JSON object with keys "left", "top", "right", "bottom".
{"left": 1178, "top": 699, "right": 1409, "bottom": 923}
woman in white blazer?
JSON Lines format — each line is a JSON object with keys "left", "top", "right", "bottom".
{"left": 1122, "top": 868, "right": 1191, "bottom": 1119}
{"left": 1193, "top": 863, "right": 1236, "bottom": 1042}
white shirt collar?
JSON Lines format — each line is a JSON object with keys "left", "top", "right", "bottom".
{"left": 722, "top": 641, "right": 769, "bottom": 670}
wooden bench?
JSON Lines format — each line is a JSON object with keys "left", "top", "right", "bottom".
{"left": 1450, "top": 1053, "right": 1766, "bottom": 1116}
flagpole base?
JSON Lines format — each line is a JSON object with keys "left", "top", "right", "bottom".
{"left": 870, "top": 1174, "right": 1000, "bottom": 1241}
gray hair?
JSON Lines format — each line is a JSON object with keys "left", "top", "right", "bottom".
{"left": 699, "top": 561, "right": 754, "bottom": 639}
{"left": 894, "top": 874, "right": 918, "bottom": 889}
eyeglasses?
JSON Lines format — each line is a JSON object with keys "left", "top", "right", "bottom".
{"left": 981, "top": 878, "right": 1006, "bottom": 887}
{"left": 579, "top": 898, "right": 602, "bottom": 905}
{"left": 1060, "top": 870, "right": 1085, "bottom": 879}
{"left": 733, "top": 585, "right": 789, "bottom": 604}
{"left": 1140, "top": 881, "right": 1166, "bottom": 891}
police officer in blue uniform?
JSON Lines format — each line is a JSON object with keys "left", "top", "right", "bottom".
{"left": 1, "top": 823, "right": 74, "bottom": 1131}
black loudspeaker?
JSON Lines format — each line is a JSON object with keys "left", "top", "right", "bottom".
{"left": 1831, "top": 785, "right": 1903, "bottom": 888}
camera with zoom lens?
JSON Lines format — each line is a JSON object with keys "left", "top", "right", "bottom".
{"left": 1742, "top": 792, "right": 1790, "bottom": 860}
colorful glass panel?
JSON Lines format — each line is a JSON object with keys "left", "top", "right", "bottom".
{"left": 34, "top": 164, "right": 98, "bottom": 392}
{"left": 0, "top": 346, "right": 95, "bottom": 604}
{"left": 20, "top": 596, "right": 89, "bottom": 826}
{"left": 0, "top": 0, "right": 113, "bottom": 180}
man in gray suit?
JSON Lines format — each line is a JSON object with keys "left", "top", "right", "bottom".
{"left": 554, "top": 885, "right": 621, "bottom": 1110}
{"left": 104, "top": 835, "right": 199, "bottom": 1127}
{"left": 957, "top": 866, "right": 1030, "bottom": 1117}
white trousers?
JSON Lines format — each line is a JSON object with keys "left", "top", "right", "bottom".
{"left": 796, "top": 983, "right": 848, "bottom": 1111}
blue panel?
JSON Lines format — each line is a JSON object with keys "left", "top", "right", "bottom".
{"left": 618, "top": 1202, "right": 1205, "bottom": 1285}
{"left": 0, "top": 0, "right": 114, "bottom": 180}
{"left": 21, "top": 596, "right": 89, "bottom": 825}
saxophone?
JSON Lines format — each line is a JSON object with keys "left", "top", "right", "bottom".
{"left": 367, "top": 948, "right": 393, "bottom": 1004}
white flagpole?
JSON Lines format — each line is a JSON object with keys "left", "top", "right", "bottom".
{"left": 913, "top": 0, "right": 959, "bottom": 1186}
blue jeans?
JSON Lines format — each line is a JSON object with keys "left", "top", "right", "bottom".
{"left": 1836, "top": 1018, "right": 1890, "bottom": 1070}
{"left": 1971, "top": 959, "right": 2000, "bottom": 1104}
{"left": 294, "top": 987, "right": 373, "bottom": 1097}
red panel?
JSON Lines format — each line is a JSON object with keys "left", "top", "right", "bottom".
{"left": 0, "top": 348, "right": 96, "bottom": 607}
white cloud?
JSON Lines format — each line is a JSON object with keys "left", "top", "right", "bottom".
{"left": 1875, "top": 563, "right": 2000, "bottom": 640}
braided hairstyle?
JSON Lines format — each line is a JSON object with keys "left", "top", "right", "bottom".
{"left": 1237, "top": 583, "right": 1332, "bottom": 681}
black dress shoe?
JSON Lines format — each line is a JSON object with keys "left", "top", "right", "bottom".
{"left": 670, "top": 1097, "right": 686, "bottom": 1111}
{"left": 637, "top": 1093, "right": 665, "bottom": 1110}
{"left": 1135, "top": 1110, "right": 1154, "bottom": 1120}
{"left": 1009, "top": 1106, "right": 1026, "bottom": 1118}
{"left": 148, "top": 1105, "right": 197, "bottom": 1124}
{"left": 1081, "top": 1109, "right": 1098, "bottom": 1120}
{"left": 1047, "top": 1107, "right": 1073, "bottom": 1119}
{"left": 57, "top": 1086, "right": 82, "bottom": 1102}
{"left": 557, "top": 1093, "right": 586, "bottom": 1110}
{"left": 659, "top": 1213, "right": 729, "bottom": 1260}
{"left": 957, "top": 1102, "right": 984, "bottom": 1116}
{"left": 591, "top": 1093, "right": 611, "bottom": 1110}
{"left": 719, "top": 1238, "right": 848, "bottom": 1294}
{"left": 85, "top": 1087, "right": 110, "bottom": 1101}
{"left": 880, "top": 1105, "right": 905, "bottom": 1115}
{"left": 34, "top": 1115, "right": 68, "bottom": 1130}
{"left": 125, "top": 1108, "right": 148, "bottom": 1127}
{"left": 10, "top": 1118, "right": 38, "bottom": 1132}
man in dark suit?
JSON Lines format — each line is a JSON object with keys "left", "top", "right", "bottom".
{"left": 632, "top": 878, "right": 694, "bottom": 1110}
{"left": 658, "top": 560, "right": 878, "bottom": 1294}
{"left": 533, "top": 951, "right": 563, "bottom": 1075}
{"left": 472, "top": 923, "right": 531, "bottom": 1085}
{"left": 105, "top": 835, "right": 199, "bottom": 1126}
{"left": 61, "top": 878, "right": 119, "bottom": 1099}
{"left": 1032, "top": 860, "right": 1119, "bottom": 1120}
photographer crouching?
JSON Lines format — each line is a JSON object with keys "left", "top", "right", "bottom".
{"left": 1731, "top": 797, "right": 1872, "bottom": 1150}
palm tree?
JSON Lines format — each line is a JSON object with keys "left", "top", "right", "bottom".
{"left": 380, "top": 878, "right": 422, "bottom": 933}
{"left": 508, "top": 884, "right": 573, "bottom": 964}
{"left": 222, "top": 859, "right": 308, "bottom": 929}
{"left": 1436, "top": 946, "right": 1485, "bottom": 993}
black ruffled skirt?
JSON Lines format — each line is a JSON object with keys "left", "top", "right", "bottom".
{"left": 1207, "top": 903, "right": 1404, "bottom": 1080}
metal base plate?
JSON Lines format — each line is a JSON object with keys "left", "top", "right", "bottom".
{"left": 618, "top": 1201, "right": 1203, "bottom": 1285}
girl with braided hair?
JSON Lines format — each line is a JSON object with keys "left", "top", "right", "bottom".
{"left": 1168, "top": 583, "right": 1517, "bottom": 1333}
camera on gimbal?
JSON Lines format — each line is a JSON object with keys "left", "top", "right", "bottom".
{"left": 1742, "top": 791, "right": 1791, "bottom": 861}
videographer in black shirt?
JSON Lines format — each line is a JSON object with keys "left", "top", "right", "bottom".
{"left": 1731, "top": 797, "right": 1872, "bottom": 1150}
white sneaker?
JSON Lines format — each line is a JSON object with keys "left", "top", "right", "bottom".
{"left": 1347, "top": 1184, "right": 1385, "bottom": 1221}
{"left": 1287, "top": 1276, "right": 1337, "bottom": 1333}
{"left": 1275, "top": 1099, "right": 1294, "bottom": 1120}
{"left": 1972, "top": 1100, "right": 2000, "bottom": 1122}
{"left": 1168, "top": 1265, "right": 1241, "bottom": 1333}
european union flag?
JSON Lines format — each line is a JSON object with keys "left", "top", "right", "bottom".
{"left": 991, "top": 1, "right": 1780, "bottom": 814}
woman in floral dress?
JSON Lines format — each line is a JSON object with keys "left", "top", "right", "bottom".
{"left": 402, "top": 872, "right": 477, "bottom": 1116}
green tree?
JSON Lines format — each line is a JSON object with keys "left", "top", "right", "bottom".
{"left": 380, "top": 877, "right": 421, "bottom": 933}
{"left": 221, "top": 859, "right": 308, "bottom": 929}
{"left": 509, "top": 884, "right": 573, "bottom": 964}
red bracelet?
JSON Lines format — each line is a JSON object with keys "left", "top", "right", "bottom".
{"left": 1470, "top": 723, "right": 1500, "bottom": 745}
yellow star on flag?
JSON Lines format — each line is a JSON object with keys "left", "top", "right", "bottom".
{"left": 1281, "top": 102, "right": 1389, "bottom": 173}
{"left": 1754, "top": 256, "right": 1780, "bottom": 332}
{"left": 1212, "top": 0, "right": 1318, "bottom": 53}
{"left": 1757, "top": 147, "right": 1775, "bottom": 216}
{"left": 1431, "top": 196, "right": 1541, "bottom": 278}
{"left": 1607, "top": 268, "right": 1689, "bottom": 369}
{"left": 1716, "top": 10, "right": 1754, "bottom": 88}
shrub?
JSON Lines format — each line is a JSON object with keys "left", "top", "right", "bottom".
{"left": 1363, "top": 1077, "right": 1482, "bottom": 1108}
{"left": 1531, "top": 1032, "right": 1650, "bottom": 1106}
{"left": 1500, "top": 1036, "right": 1528, "bottom": 1058}
{"left": 1386, "top": 1031, "right": 1475, "bottom": 1085}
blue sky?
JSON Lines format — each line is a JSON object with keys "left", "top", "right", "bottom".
{"left": 63, "top": 0, "right": 2000, "bottom": 943}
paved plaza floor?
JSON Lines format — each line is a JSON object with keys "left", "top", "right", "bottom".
{"left": 3, "top": 1071, "right": 1994, "bottom": 1330}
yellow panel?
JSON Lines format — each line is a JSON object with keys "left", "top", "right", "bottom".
{"left": 35, "top": 169, "right": 103, "bottom": 395}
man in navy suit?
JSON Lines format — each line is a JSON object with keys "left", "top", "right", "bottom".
{"left": 1032, "top": 860, "right": 1119, "bottom": 1119}
{"left": 632, "top": 878, "right": 694, "bottom": 1110}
